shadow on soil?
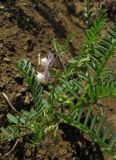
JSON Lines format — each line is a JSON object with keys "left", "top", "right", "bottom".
{"left": 59, "top": 123, "right": 104, "bottom": 160}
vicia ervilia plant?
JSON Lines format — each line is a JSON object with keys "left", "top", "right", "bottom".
{"left": 0, "top": 4, "right": 116, "bottom": 160}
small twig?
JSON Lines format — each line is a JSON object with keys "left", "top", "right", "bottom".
{"left": 38, "top": 54, "right": 41, "bottom": 66}
{"left": 100, "top": 106, "right": 103, "bottom": 116}
{"left": 1, "top": 139, "right": 19, "bottom": 159}
{"left": 2, "top": 92, "right": 19, "bottom": 114}
{"left": 1, "top": 131, "right": 33, "bottom": 158}
{"left": 59, "top": 56, "right": 66, "bottom": 72}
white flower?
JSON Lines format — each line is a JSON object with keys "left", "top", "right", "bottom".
{"left": 36, "top": 72, "right": 49, "bottom": 84}
{"left": 41, "top": 52, "right": 54, "bottom": 68}
{"left": 41, "top": 58, "right": 48, "bottom": 68}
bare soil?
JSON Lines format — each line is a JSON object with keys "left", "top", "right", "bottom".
{"left": 0, "top": 0, "right": 116, "bottom": 159}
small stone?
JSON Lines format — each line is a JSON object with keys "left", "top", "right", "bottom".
{"left": 15, "top": 93, "right": 22, "bottom": 99}
{"left": 25, "top": 149, "right": 31, "bottom": 157}
{"left": 15, "top": 74, "right": 23, "bottom": 85}
{"left": 24, "top": 94, "right": 30, "bottom": 105}
{"left": 0, "top": 44, "right": 3, "bottom": 48}
{"left": 0, "top": 6, "right": 5, "bottom": 10}
{"left": 19, "top": 87, "right": 27, "bottom": 96}
{"left": 3, "top": 58, "right": 10, "bottom": 63}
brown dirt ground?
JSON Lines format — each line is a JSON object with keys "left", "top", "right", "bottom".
{"left": 0, "top": 0, "right": 116, "bottom": 160}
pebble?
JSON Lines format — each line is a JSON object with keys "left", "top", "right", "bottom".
{"left": 19, "top": 87, "right": 27, "bottom": 96}
{"left": 3, "top": 58, "right": 10, "bottom": 63}
{"left": 25, "top": 149, "right": 31, "bottom": 157}
{"left": 15, "top": 93, "right": 22, "bottom": 99}
{"left": 24, "top": 94, "right": 30, "bottom": 105}
{"left": 0, "top": 43, "right": 3, "bottom": 48}
{"left": 0, "top": 6, "right": 5, "bottom": 10}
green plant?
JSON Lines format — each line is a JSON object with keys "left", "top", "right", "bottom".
{"left": 83, "top": 0, "right": 93, "bottom": 28}
{"left": 0, "top": 60, "right": 44, "bottom": 142}
{"left": 52, "top": 33, "right": 75, "bottom": 71}
{"left": 57, "top": 107, "right": 116, "bottom": 157}
{"left": 0, "top": 4, "right": 116, "bottom": 160}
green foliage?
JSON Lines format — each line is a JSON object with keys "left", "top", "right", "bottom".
{"left": 57, "top": 107, "right": 116, "bottom": 158}
{"left": 76, "top": 78, "right": 116, "bottom": 108}
{"left": 85, "top": 9, "right": 106, "bottom": 48}
{"left": 0, "top": 126, "right": 19, "bottom": 141}
{"left": 52, "top": 34, "right": 74, "bottom": 56}
{"left": 52, "top": 7, "right": 116, "bottom": 158}
{"left": 87, "top": 23, "right": 116, "bottom": 78}
{"left": 16, "top": 59, "right": 43, "bottom": 110}
{"left": 83, "top": 0, "right": 93, "bottom": 28}
{"left": 0, "top": 60, "right": 45, "bottom": 142}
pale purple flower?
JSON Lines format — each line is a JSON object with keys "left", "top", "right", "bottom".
{"left": 47, "top": 52, "right": 55, "bottom": 66}
{"left": 41, "top": 52, "right": 54, "bottom": 68}
{"left": 36, "top": 52, "right": 54, "bottom": 84}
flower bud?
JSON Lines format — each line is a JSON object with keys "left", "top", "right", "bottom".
{"left": 41, "top": 58, "right": 48, "bottom": 68}
{"left": 36, "top": 72, "right": 49, "bottom": 84}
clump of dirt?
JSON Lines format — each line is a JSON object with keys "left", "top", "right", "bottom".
{"left": 0, "top": 0, "right": 116, "bottom": 159}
